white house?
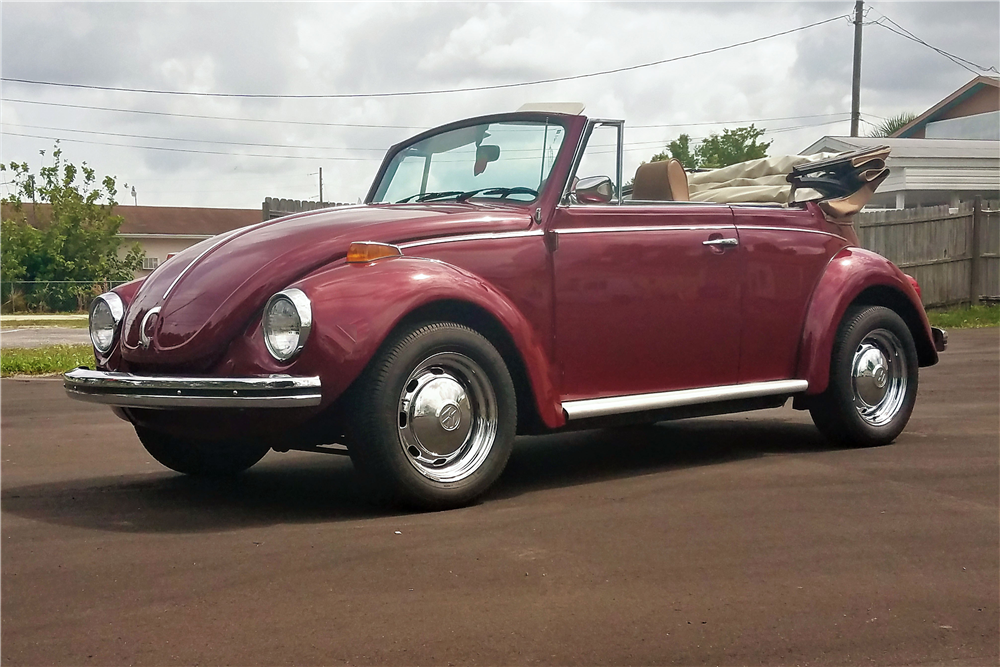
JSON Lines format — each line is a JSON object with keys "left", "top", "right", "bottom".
{"left": 799, "top": 136, "right": 999, "bottom": 209}
{"left": 802, "top": 76, "right": 999, "bottom": 209}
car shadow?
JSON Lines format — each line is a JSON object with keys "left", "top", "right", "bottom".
{"left": 493, "top": 416, "right": 833, "bottom": 499}
{"left": 2, "top": 416, "right": 837, "bottom": 534}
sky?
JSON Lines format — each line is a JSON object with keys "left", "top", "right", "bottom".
{"left": 1, "top": 1, "right": 997, "bottom": 210}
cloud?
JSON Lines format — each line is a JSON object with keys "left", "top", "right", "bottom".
{"left": 2, "top": 2, "right": 997, "bottom": 208}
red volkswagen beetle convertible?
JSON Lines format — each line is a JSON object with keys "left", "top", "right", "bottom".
{"left": 65, "top": 109, "right": 947, "bottom": 509}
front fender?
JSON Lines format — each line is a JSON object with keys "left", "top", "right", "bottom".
{"left": 285, "top": 256, "right": 564, "bottom": 428}
{"left": 797, "top": 247, "right": 937, "bottom": 395}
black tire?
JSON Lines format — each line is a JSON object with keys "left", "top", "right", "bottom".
{"left": 135, "top": 426, "right": 270, "bottom": 476}
{"left": 347, "top": 322, "right": 517, "bottom": 510}
{"left": 809, "top": 305, "right": 919, "bottom": 447}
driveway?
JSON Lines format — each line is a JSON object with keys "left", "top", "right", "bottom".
{"left": 1, "top": 328, "right": 996, "bottom": 666}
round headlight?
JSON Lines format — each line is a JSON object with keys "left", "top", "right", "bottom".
{"left": 263, "top": 288, "right": 312, "bottom": 362}
{"left": 89, "top": 292, "right": 125, "bottom": 354}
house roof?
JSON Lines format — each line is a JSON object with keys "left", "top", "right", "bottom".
{"left": 801, "top": 136, "right": 1000, "bottom": 160}
{"left": 117, "top": 205, "right": 260, "bottom": 236}
{"left": 892, "top": 75, "right": 1000, "bottom": 138}
{"left": 1, "top": 203, "right": 260, "bottom": 236}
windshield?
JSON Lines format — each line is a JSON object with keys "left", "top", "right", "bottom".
{"left": 372, "top": 120, "right": 567, "bottom": 204}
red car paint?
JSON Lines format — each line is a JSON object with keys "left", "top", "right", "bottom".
{"left": 100, "top": 110, "right": 937, "bottom": 439}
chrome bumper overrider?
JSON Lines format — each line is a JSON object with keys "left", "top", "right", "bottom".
{"left": 63, "top": 368, "right": 322, "bottom": 408}
{"left": 931, "top": 327, "right": 948, "bottom": 352}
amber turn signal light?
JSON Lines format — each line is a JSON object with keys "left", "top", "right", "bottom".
{"left": 346, "top": 242, "right": 403, "bottom": 263}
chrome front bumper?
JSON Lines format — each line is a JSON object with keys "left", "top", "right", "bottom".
{"left": 63, "top": 368, "right": 322, "bottom": 409}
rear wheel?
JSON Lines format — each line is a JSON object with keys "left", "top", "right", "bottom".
{"left": 809, "top": 305, "right": 918, "bottom": 447}
{"left": 135, "top": 426, "right": 270, "bottom": 476}
{"left": 348, "top": 322, "right": 516, "bottom": 510}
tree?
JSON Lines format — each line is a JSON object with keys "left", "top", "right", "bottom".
{"left": 694, "top": 125, "right": 771, "bottom": 169}
{"left": 651, "top": 134, "right": 698, "bottom": 170}
{"left": 868, "top": 112, "right": 917, "bottom": 138}
{"left": 1, "top": 145, "right": 144, "bottom": 311}
{"left": 650, "top": 125, "right": 772, "bottom": 170}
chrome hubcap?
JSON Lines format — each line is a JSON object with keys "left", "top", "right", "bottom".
{"left": 397, "top": 352, "right": 497, "bottom": 483}
{"left": 851, "top": 329, "right": 907, "bottom": 426}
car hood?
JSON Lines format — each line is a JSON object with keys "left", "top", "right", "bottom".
{"left": 119, "top": 204, "right": 532, "bottom": 367}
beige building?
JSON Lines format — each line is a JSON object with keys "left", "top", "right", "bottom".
{"left": 116, "top": 206, "right": 260, "bottom": 278}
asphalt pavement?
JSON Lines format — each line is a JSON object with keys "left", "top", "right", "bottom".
{"left": 1, "top": 327, "right": 90, "bottom": 349}
{"left": 1, "top": 328, "right": 997, "bottom": 666}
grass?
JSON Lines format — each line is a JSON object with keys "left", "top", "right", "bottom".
{"left": 926, "top": 304, "right": 1000, "bottom": 329}
{"left": 1, "top": 344, "right": 94, "bottom": 377}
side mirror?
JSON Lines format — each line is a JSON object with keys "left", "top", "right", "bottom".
{"left": 573, "top": 175, "right": 615, "bottom": 204}
{"left": 474, "top": 144, "right": 501, "bottom": 176}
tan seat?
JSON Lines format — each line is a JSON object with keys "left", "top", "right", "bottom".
{"left": 631, "top": 159, "right": 689, "bottom": 201}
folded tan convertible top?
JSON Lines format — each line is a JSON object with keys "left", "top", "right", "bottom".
{"left": 686, "top": 146, "right": 891, "bottom": 217}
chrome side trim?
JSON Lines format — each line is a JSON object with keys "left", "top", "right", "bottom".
{"left": 556, "top": 225, "right": 733, "bottom": 235}
{"left": 64, "top": 368, "right": 322, "bottom": 409}
{"left": 737, "top": 225, "right": 848, "bottom": 241}
{"left": 554, "top": 225, "right": 847, "bottom": 242}
{"left": 562, "top": 379, "right": 809, "bottom": 421}
{"left": 621, "top": 199, "right": 732, "bottom": 208}
{"left": 118, "top": 233, "right": 215, "bottom": 240}
{"left": 399, "top": 229, "right": 543, "bottom": 249}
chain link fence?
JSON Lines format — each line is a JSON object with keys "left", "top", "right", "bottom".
{"left": 2, "top": 281, "right": 131, "bottom": 314}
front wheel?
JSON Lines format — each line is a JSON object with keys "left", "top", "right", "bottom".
{"left": 135, "top": 427, "right": 271, "bottom": 476}
{"left": 347, "top": 322, "right": 517, "bottom": 510}
{"left": 809, "top": 305, "right": 919, "bottom": 447}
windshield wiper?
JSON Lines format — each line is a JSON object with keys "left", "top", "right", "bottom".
{"left": 395, "top": 191, "right": 464, "bottom": 203}
{"left": 455, "top": 187, "right": 538, "bottom": 203}
{"left": 397, "top": 187, "right": 539, "bottom": 204}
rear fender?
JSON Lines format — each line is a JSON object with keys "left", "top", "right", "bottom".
{"left": 797, "top": 247, "right": 938, "bottom": 395}
{"left": 289, "top": 257, "right": 564, "bottom": 428}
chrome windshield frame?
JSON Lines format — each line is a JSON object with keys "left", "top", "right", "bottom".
{"left": 365, "top": 111, "right": 577, "bottom": 205}
{"left": 560, "top": 118, "right": 625, "bottom": 206}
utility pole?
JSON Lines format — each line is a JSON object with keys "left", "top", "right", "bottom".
{"left": 851, "top": 0, "right": 864, "bottom": 137}
{"left": 319, "top": 167, "right": 324, "bottom": 205}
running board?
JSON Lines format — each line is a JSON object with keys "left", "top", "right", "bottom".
{"left": 562, "top": 380, "right": 809, "bottom": 421}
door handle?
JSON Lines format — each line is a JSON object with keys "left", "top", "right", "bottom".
{"left": 702, "top": 237, "right": 739, "bottom": 247}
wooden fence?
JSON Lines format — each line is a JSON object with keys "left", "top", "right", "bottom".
{"left": 856, "top": 198, "right": 1000, "bottom": 308}
{"left": 261, "top": 197, "right": 351, "bottom": 220}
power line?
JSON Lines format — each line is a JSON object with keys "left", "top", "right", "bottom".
{"left": 867, "top": 8, "right": 999, "bottom": 75}
{"left": 4, "top": 116, "right": 850, "bottom": 162}
{"left": 1, "top": 98, "right": 426, "bottom": 130}
{"left": 3, "top": 122, "right": 388, "bottom": 152}
{"left": 630, "top": 113, "right": 849, "bottom": 129}
{"left": 1, "top": 15, "right": 849, "bottom": 100}
{"left": 2, "top": 96, "right": 849, "bottom": 134}
{"left": 2, "top": 131, "right": 377, "bottom": 161}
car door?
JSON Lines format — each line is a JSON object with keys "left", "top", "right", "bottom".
{"left": 550, "top": 202, "right": 743, "bottom": 401}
